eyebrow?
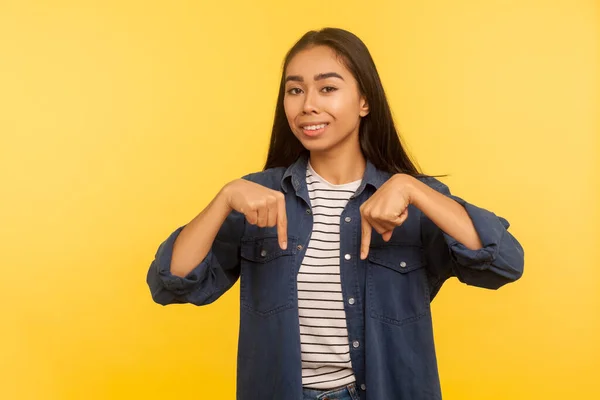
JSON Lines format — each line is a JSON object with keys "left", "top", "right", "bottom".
{"left": 285, "top": 72, "right": 344, "bottom": 83}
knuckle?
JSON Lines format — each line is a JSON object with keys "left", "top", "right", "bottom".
{"left": 377, "top": 211, "right": 388, "bottom": 220}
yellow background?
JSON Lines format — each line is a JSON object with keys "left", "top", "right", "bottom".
{"left": 1, "top": 0, "right": 598, "bottom": 399}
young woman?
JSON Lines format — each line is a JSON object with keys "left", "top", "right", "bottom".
{"left": 146, "top": 28, "right": 524, "bottom": 400}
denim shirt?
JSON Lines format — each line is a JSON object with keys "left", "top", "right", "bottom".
{"left": 146, "top": 154, "right": 524, "bottom": 400}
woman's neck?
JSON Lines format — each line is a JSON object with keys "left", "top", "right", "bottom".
{"left": 309, "top": 147, "right": 366, "bottom": 185}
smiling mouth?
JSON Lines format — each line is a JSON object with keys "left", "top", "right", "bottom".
{"left": 300, "top": 123, "right": 329, "bottom": 136}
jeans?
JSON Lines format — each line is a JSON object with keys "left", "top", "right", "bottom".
{"left": 302, "top": 383, "right": 360, "bottom": 400}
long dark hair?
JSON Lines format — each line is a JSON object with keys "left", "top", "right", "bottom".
{"left": 263, "top": 27, "right": 421, "bottom": 176}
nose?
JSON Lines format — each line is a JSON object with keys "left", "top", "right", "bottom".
{"left": 302, "top": 89, "right": 319, "bottom": 114}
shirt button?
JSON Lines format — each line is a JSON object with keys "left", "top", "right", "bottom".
{"left": 352, "top": 340, "right": 360, "bottom": 348}
{"left": 348, "top": 297, "right": 355, "bottom": 305}
{"left": 344, "top": 216, "right": 352, "bottom": 223}
{"left": 260, "top": 249, "right": 267, "bottom": 257}
{"left": 360, "top": 384, "right": 366, "bottom": 391}
{"left": 400, "top": 261, "right": 407, "bottom": 268}
{"left": 344, "top": 254, "right": 351, "bottom": 260}
{"left": 306, "top": 209, "right": 312, "bottom": 214}
{"left": 297, "top": 244, "right": 303, "bottom": 251}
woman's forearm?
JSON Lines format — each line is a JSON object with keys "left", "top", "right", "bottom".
{"left": 408, "top": 177, "right": 483, "bottom": 250}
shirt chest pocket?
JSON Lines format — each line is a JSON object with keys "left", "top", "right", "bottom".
{"left": 240, "top": 236, "right": 299, "bottom": 316}
{"left": 367, "top": 245, "right": 430, "bottom": 325}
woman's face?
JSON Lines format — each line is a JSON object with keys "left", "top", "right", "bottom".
{"left": 283, "top": 45, "right": 369, "bottom": 155}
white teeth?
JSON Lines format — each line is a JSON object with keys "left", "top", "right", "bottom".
{"left": 303, "top": 123, "right": 327, "bottom": 131}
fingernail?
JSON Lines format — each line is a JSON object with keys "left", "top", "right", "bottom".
{"left": 282, "top": 241, "right": 287, "bottom": 250}
{"left": 360, "top": 251, "right": 365, "bottom": 260}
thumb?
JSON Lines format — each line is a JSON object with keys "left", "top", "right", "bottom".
{"left": 397, "top": 207, "right": 409, "bottom": 225}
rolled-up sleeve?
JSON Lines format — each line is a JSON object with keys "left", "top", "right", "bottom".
{"left": 146, "top": 209, "right": 246, "bottom": 306}
{"left": 420, "top": 178, "right": 524, "bottom": 294}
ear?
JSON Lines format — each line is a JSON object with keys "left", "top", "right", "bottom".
{"left": 359, "top": 96, "right": 370, "bottom": 117}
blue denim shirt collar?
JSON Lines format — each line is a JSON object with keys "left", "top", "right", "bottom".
{"left": 281, "top": 152, "right": 389, "bottom": 197}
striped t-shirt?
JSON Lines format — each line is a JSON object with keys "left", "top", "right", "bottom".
{"left": 298, "top": 162, "right": 362, "bottom": 389}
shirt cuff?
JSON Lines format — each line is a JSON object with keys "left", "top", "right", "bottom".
{"left": 442, "top": 195, "right": 508, "bottom": 269}
{"left": 155, "top": 226, "right": 204, "bottom": 293}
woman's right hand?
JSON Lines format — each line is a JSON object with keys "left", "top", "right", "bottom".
{"left": 221, "top": 179, "right": 288, "bottom": 249}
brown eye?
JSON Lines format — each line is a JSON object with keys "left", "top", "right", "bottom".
{"left": 321, "top": 86, "right": 338, "bottom": 93}
{"left": 286, "top": 88, "right": 302, "bottom": 95}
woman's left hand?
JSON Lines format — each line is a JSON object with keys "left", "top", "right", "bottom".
{"left": 359, "top": 174, "right": 416, "bottom": 259}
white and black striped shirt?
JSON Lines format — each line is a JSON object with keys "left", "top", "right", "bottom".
{"left": 298, "top": 162, "right": 361, "bottom": 389}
